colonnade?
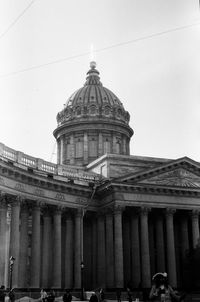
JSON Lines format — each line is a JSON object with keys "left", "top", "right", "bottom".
{"left": 0, "top": 193, "right": 200, "bottom": 289}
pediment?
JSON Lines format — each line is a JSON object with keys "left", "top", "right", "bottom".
{"left": 117, "top": 157, "right": 200, "bottom": 189}
{"left": 139, "top": 168, "right": 200, "bottom": 188}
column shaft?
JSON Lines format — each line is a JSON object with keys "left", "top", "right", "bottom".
{"left": 131, "top": 212, "right": 141, "bottom": 287}
{"left": 52, "top": 208, "right": 62, "bottom": 288}
{"left": 18, "top": 203, "right": 29, "bottom": 288}
{"left": 156, "top": 215, "right": 165, "bottom": 272}
{"left": 105, "top": 211, "right": 114, "bottom": 288}
{"left": 166, "top": 208, "right": 177, "bottom": 287}
{"left": 30, "top": 203, "right": 41, "bottom": 288}
{"left": 41, "top": 210, "right": 52, "bottom": 288}
{"left": 9, "top": 198, "right": 21, "bottom": 287}
{"left": 83, "top": 132, "right": 88, "bottom": 163}
{"left": 92, "top": 218, "right": 97, "bottom": 289}
{"left": 97, "top": 213, "right": 106, "bottom": 287}
{"left": 140, "top": 207, "right": 151, "bottom": 288}
{"left": 65, "top": 213, "right": 73, "bottom": 288}
{"left": 74, "top": 210, "right": 82, "bottom": 288}
{"left": 0, "top": 196, "right": 7, "bottom": 285}
{"left": 180, "top": 215, "right": 189, "bottom": 259}
{"left": 191, "top": 210, "right": 200, "bottom": 248}
{"left": 114, "top": 206, "right": 124, "bottom": 288}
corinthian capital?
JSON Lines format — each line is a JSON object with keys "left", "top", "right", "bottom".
{"left": 140, "top": 206, "right": 151, "bottom": 216}
{"left": 165, "top": 208, "right": 176, "bottom": 217}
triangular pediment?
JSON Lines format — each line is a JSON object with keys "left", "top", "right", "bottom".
{"left": 139, "top": 168, "right": 200, "bottom": 188}
{"left": 116, "top": 157, "right": 200, "bottom": 189}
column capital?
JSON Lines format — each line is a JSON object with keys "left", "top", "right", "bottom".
{"left": 113, "top": 204, "right": 125, "bottom": 214}
{"left": 190, "top": 209, "right": 200, "bottom": 218}
{"left": 165, "top": 208, "right": 176, "bottom": 217}
{"left": 75, "top": 207, "right": 84, "bottom": 218}
{"left": 11, "top": 195, "right": 24, "bottom": 207}
{"left": 0, "top": 191, "right": 7, "bottom": 208}
{"left": 140, "top": 206, "right": 151, "bottom": 216}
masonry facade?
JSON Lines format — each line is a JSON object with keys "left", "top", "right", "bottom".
{"left": 0, "top": 62, "right": 200, "bottom": 290}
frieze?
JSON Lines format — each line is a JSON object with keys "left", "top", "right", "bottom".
{"left": 0, "top": 177, "right": 5, "bottom": 185}
{"left": 139, "top": 168, "right": 200, "bottom": 188}
{"left": 55, "top": 193, "right": 65, "bottom": 201}
{"left": 76, "top": 197, "right": 88, "bottom": 205}
{"left": 15, "top": 183, "right": 26, "bottom": 192}
{"left": 34, "top": 188, "right": 45, "bottom": 197}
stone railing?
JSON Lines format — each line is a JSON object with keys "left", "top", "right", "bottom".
{"left": 0, "top": 142, "right": 100, "bottom": 182}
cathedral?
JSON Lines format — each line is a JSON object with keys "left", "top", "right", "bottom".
{"left": 0, "top": 62, "right": 199, "bottom": 291}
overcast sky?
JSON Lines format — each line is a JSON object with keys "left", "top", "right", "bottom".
{"left": 0, "top": 0, "right": 200, "bottom": 163}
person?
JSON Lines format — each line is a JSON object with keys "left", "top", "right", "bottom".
{"left": 127, "top": 287, "right": 132, "bottom": 302}
{"left": 116, "top": 289, "right": 121, "bottom": 302}
{"left": 63, "top": 289, "right": 72, "bottom": 302}
{"left": 40, "top": 289, "right": 47, "bottom": 302}
{"left": 99, "top": 289, "right": 105, "bottom": 302}
{"left": 0, "top": 286, "right": 6, "bottom": 302}
{"left": 89, "top": 293, "right": 98, "bottom": 302}
{"left": 8, "top": 289, "right": 15, "bottom": 302}
{"left": 47, "top": 291, "right": 55, "bottom": 302}
{"left": 149, "top": 272, "right": 186, "bottom": 302}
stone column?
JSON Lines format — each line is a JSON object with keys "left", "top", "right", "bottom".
{"left": 83, "top": 132, "right": 88, "bottom": 163}
{"left": 60, "top": 136, "right": 64, "bottom": 164}
{"left": 122, "top": 136, "right": 126, "bottom": 155}
{"left": 180, "top": 214, "right": 189, "bottom": 259}
{"left": 149, "top": 218, "right": 156, "bottom": 277}
{"left": 92, "top": 217, "right": 97, "bottom": 288}
{"left": 98, "top": 133, "right": 103, "bottom": 156}
{"left": 30, "top": 202, "right": 41, "bottom": 288}
{"left": 18, "top": 202, "right": 29, "bottom": 288}
{"left": 165, "top": 208, "right": 177, "bottom": 287}
{"left": 112, "top": 134, "right": 116, "bottom": 154}
{"left": 0, "top": 193, "right": 7, "bottom": 285}
{"left": 155, "top": 214, "right": 165, "bottom": 272}
{"left": 74, "top": 209, "right": 82, "bottom": 289}
{"left": 131, "top": 210, "right": 141, "bottom": 287}
{"left": 191, "top": 210, "right": 200, "bottom": 248}
{"left": 140, "top": 207, "right": 151, "bottom": 288}
{"left": 105, "top": 209, "right": 114, "bottom": 288}
{"left": 9, "top": 196, "right": 21, "bottom": 287}
{"left": 114, "top": 205, "right": 124, "bottom": 288}
{"left": 52, "top": 206, "right": 62, "bottom": 288}
{"left": 70, "top": 134, "right": 75, "bottom": 165}
{"left": 97, "top": 211, "right": 106, "bottom": 287}
{"left": 41, "top": 206, "right": 52, "bottom": 288}
{"left": 57, "top": 138, "right": 61, "bottom": 164}
{"left": 64, "top": 211, "right": 74, "bottom": 289}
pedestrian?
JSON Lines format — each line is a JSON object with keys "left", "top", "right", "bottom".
{"left": 63, "top": 289, "right": 72, "bottom": 302}
{"left": 99, "top": 288, "right": 105, "bottom": 302}
{"left": 116, "top": 289, "right": 121, "bottom": 302}
{"left": 40, "top": 289, "right": 47, "bottom": 302}
{"left": 8, "top": 289, "right": 15, "bottom": 302}
{"left": 149, "top": 272, "right": 186, "bottom": 302}
{"left": 127, "top": 287, "right": 132, "bottom": 302}
{"left": 47, "top": 291, "right": 55, "bottom": 302}
{"left": 0, "top": 286, "right": 6, "bottom": 302}
{"left": 89, "top": 293, "right": 98, "bottom": 302}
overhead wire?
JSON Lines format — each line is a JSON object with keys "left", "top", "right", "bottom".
{"left": 0, "top": 20, "right": 200, "bottom": 79}
{"left": 0, "top": 0, "right": 37, "bottom": 41}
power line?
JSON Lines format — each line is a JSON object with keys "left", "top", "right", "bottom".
{"left": 0, "top": 0, "right": 36, "bottom": 41}
{"left": 1, "top": 20, "right": 200, "bottom": 79}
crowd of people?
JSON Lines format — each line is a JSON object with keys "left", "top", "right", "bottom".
{"left": 0, "top": 273, "right": 186, "bottom": 302}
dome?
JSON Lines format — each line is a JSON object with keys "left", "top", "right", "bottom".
{"left": 56, "top": 62, "right": 130, "bottom": 126}
{"left": 54, "top": 62, "right": 133, "bottom": 167}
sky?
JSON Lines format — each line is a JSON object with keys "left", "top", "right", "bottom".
{"left": 0, "top": 0, "right": 200, "bottom": 163}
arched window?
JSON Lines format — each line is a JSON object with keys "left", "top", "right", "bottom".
{"left": 89, "top": 138, "right": 97, "bottom": 157}
{"left": 103, "top": 138, "right": 111, "bottom": 154}
{"left": 66, "top": 140, "right": 71, "bottom": 159}
{"left": 104, "top": 106, "right": 110, "bottom": 115}
{"left": 76, "top": 107, "right": 81, "bottom": 116}
{"left": 90, "top": 106, "right": 96, "bottom": 114}
{"left": 75, "top": 138, "right": 83, "bottom": 158}
{"left": 116, "top": 140, "right": 121, "bottom": 154}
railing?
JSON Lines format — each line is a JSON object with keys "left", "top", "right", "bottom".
{"left": 0, "top": 142, "right": 57, "bottom": 174}
{"left": 0, "top": 142, "right": 100, "bottom": 182}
